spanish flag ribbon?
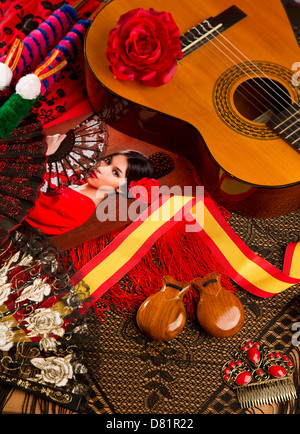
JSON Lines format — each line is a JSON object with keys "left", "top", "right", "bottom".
{"left": 198, "top": 198, "right": 300, "bottom": 297}
{"left": 73, "top": 195, "right": 200, "bottom": 301}
{"left": 73, "top": 194, "right": 300, "bottom": 302}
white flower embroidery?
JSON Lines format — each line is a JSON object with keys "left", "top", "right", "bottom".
{"left": 25, "top": 308, "right": 65, "bottom": 339}
{"left": 16, "top": 277, "right": 51, "bottom": 303}
{"left": 0, "top": 321, "right": 14, "bottom": 351}
{"left": 39, "top": 336, "right": 59, "bottom": 352}
{"left": 0, "top": 252, "right": 33, "bottom": 304}
{"left": 0, "top": 252, "right": 20, "bottom": 285}
{"left": 31, "top": 354, "right": 73, "bottom": 387}
{"left": 18, "top": 254, "right": 34, "bottom": 268}
{"left": 0, "top": 282, "right": 12, "bottom": 306}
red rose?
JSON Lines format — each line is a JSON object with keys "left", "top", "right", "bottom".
{"left": 128, "top": 177, "right": 160, "bottom": 203}
{"left": 106, "top": 8, "right": 183, "bottom": 87}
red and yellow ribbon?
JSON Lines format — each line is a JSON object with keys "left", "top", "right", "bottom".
{"left": 4, "top": 37, "right": 24, "bottom": 72}
{"left": 34, "top": 49, "right": 67, "bottom": 81}
{"left": 73, "top": 194, "right": 300, "bottom": 301}
{"left": 198, "top": 198, "right": 300, "bottom": 297}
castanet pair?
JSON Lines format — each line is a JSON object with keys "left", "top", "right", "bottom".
{"left": 136, "top": 271, "right": 245, "bottom": 341}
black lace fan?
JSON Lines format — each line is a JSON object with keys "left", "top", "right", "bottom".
{"left": 44, "top": 113, "right": 109, "bottom": 192}
{"left": 0, "top": 105, "right": 47, "bottom": 246}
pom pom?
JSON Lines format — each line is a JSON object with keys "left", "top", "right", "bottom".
{"left": 15, "top": 74, "right": 41, "bottom": 100}
{"left": 0, "top": 63, "right": 13, "bottom": 91}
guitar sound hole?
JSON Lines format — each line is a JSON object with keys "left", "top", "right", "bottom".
{"left": 233, "top": 78, "right": 291, "bottom": 123}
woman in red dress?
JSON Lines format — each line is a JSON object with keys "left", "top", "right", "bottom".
{"left": 25, "top": 134, "right": 155, "bottom": 236}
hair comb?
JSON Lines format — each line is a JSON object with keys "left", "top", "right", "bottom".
{"left": 221, "top": 340, "right": 297, "bottom": 409}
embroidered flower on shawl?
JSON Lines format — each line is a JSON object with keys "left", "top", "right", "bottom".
{"left": 16, "top": 277, "right": 51, "bottom": 303}
{"left": 39, "top": 337, "right": 59, "bottom": 352}
{"left": 0, "top": 321, "right": 14, "bottom": 351}
{"left": 0, "top": 282, "right": 12, "bottom": 306}
{"left": 128, "top": 177, "right": 160, "bottom": 203}
{"left": 0, "top": 252, "right": 21, "bottom": 291}
{"left": 25, "top": 308, "right": 65, "bottom": 339}
{"left": 30, "top": 354, "right": 73, "bottom": 387}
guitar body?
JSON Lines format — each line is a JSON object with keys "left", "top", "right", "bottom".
{"left": 85, "top": 0, "right": 300, "bottom": 217}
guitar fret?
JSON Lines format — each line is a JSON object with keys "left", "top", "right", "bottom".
{"left": 286, "top": 133, "right": 300, "bottom": 149}
{"left": 181, "top": 23, "right": 223, "bottom": 54}
{"left": 275, "top": 108, "right": 300, "bottom": 131}
{"left": 285, "top": 125, "right": 300, "bottom": 139}
{"left": 180, "top": 6, "right": 246, "bottom": 57}
{"left": 291, "top": 134, "right": 300, "bottom": 145}
{"left": 278, "top": 118, "right": 300, "bottom": 136}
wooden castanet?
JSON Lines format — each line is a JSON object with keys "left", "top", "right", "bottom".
{"left": 191, "top": 271, "right": 245, "bottom": 338}
{"left": 136, "top": 276, "right": 190, "bottom": 341}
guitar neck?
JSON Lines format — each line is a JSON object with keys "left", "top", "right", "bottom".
{"left": 180, "top": 6, "right": 246, "bottom": 57}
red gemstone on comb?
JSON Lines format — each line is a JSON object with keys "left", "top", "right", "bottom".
{"left": 235, "top": 371, "right": 252, "bottom": 386}
{"left": 247, "top": 346, "right": 260, "bottom": 364}
{"left": 268, "top": 365, "right": 286, "bottom": 378}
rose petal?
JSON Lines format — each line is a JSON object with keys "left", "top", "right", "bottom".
{"left": 142, "top": 60, "right": 178, "bottom": 87}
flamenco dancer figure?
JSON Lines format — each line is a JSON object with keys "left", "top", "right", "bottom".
{"left": 0, "top": 7, "right": 92, "bottom": 245}
{"left": 26, "top": 136, "right": 156, "bottom": 236}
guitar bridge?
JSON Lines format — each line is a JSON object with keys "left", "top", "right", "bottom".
{"left": 180, "top": 5, "right": 247, "bottom": 57}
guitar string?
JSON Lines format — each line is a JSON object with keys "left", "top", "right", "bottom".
{"left": 183, "top": 22, "right": 299, "bottom": 133}
{"left": 208, "top": 27, "right": 300, "bottom": 144}
{"left": 210, "top": 23, "right": 300, "bottom": 133}
{"left": 182, "top": 29, "right": 276, "bottom": 118}
{"left": 187, "top": 22, "right": 294, "bottom": 115}
{"left": 188, "top": 24, "right": 293, "bottom": 116}
{"left": 206, "top": 22, "right": 297, "bottom": 110}
{"left": 181, "top": 29, "right": 285, "bottom": 130}
{"left": 184, "top": 31, "right": 300, "bottom": 148}
{"left": 207, "top": 21, "right": 300, "bottom": 130}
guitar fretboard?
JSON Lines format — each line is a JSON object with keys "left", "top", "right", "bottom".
{"left": 267, "top": 103, "right": 300, "bottom": 150}
{"left": 180, "top": 5, "right": 246, "bottom": 57}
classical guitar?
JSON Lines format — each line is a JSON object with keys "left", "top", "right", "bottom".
{"left": 84, "top": 0, "right": 300, "bottom": 217}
